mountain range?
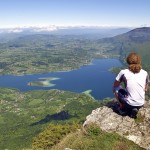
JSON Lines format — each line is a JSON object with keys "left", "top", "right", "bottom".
{"left": 0, "top": 26, "right": 132, "bottom": 42}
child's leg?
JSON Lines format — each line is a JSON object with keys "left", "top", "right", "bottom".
{"left": 113, "top": 86, "right": 124, "bottom": 108}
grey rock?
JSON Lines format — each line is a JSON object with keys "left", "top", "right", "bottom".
{"left": 83, "top": 100, "right": 150, "bottom": 150}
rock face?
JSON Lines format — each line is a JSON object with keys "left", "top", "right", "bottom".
{"left": 83, "top": 100, "right": 150, "bottom": 150}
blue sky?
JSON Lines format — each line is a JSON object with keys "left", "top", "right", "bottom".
{"left": 0, "top": 0, "right": 150, "bottom": 28}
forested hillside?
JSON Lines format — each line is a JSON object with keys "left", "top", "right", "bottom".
{"left": 0, "top": 88, "right": 101, "bottom": 150}
{"left": 98, "top": 27, "right": 150, "bottom": 73}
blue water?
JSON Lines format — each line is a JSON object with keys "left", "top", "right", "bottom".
{"left": 0, "top": 59, "right": 122, "bottom": 100}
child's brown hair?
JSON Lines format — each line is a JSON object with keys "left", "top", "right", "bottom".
{"left": 126, "top": 52, "right": 142, "bottom": 73}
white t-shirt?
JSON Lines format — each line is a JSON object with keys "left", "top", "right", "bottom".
{"left": 116, "top": 69, "right": 149, "bottom": 106}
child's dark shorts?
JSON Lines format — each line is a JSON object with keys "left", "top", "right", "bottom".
{"left": 114, "top": 86, "right": 142, "bottom": 112}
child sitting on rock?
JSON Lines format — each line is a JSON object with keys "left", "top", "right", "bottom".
{"left": 113, "top": 52, "right": 149, "bottom": 118}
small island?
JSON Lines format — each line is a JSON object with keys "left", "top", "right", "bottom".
{"left": 28, "top": 77, "right": 60, "bottom": 87}
{"left": 82, "top": 89, "right": 94, "bottom": 99}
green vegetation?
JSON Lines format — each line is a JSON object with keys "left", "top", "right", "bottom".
{"left": 0, "top": 88, "right": 142, "bottom": 150}
{"left": 51, "top": 124, "right": 144, "bottom": 150}
{"left": 32, "top": 123, "right": 80, "bottom": 149}
{"left": 0, "top": 34, "right": 113, "bottom": 75}
{"left": 109, "top": 67, "right": 124, "bottom": 74}
{"left": 135, "top": 113, "right": 145, "bottom": 124}
{"left": 97, "top": 28, "right": 150, "bottom": 76}
{"left": 0, "top": 28, "right": 150, "bottom": 75}
{"left": 0, "top": 88, "right": 100, "bottom": 150}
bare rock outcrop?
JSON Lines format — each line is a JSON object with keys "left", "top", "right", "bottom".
{"left": 83, "top": 100, "right": 150, "bottom": 150}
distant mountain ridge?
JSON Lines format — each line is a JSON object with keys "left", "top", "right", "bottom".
{"left": 0, "top": 26, "right": 132, "bottom": 34}
{"left": 99, "top": 27, "right": 150, "bottom": 42}
{"left": 0, "top": 26, "right": 133, "bottom": 44}
{"left": 0, "top": 26, "right": 132, "bottom": 42}
{"left": 98, "top": 27, "right": 150, "bottom": 69}
{"left": 129, "top": 27, "right": 150, "bottom": 33}
{"left": 116, "top": 27, "right": 150, "bottom": 42}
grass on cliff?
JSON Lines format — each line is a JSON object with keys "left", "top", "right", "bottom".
{"left": 51, "top": 124, "right": 144, "bottom": 150}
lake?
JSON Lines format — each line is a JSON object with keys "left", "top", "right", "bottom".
{"left": 0, "top": 59, "right": 122, "bottom": 100}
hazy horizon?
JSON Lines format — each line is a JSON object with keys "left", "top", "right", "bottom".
{"left": 0, "top": 25, "right": 135, "bottom": 29}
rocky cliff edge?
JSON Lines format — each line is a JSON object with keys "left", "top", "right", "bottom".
{"left": 83, "top": 100, "right": 150, "bottom": 150}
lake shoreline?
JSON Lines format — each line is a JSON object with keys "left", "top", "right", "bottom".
{"left": 0, "top": 58, "right": 123, "bottom": 99}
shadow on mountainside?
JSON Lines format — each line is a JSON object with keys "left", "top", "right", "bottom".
{"left": 30, "top": 110, "right": 70, "bottom": 126}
